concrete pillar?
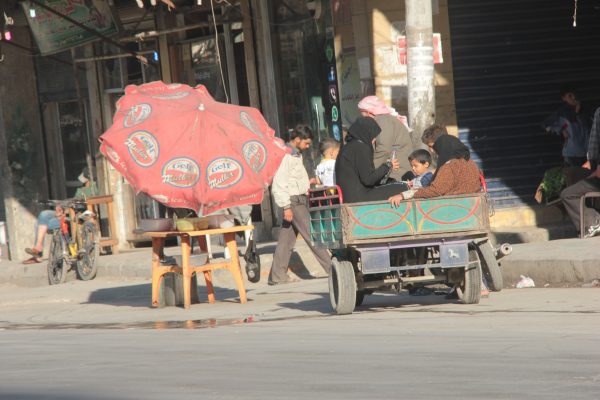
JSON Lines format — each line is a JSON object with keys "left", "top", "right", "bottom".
{"left": 406, "top": 0, "right": 435, "bottom": 140}
{"left": 240, "top": 0, "right": 261, "bottom": 109}
{"left": 251, "top": 0, "right": 282, "bottom": 134}
{"left": 0, "top": 26, "right": 49, "bottom": 260}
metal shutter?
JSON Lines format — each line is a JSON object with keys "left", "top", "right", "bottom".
{"left": 448, "top": 0, "right": 600, "bottom": 207}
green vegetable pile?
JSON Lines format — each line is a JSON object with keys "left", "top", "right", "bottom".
{"left": 538, "top": 167, "right": 566, "bottom": 200}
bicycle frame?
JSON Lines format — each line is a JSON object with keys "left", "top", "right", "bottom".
{"left": 45, "top": 199, "right": 99, "bottom": 284}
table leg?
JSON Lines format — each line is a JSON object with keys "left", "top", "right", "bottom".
{"left": 151, "top": 237, "right": 164, "bottom": 308}
{"left": 181, "top": 235, "right": 192, "bottom": 309}
{"left": 106, "top": 200, "right": 119, "bottom": 254}
{"left": 224, "top": 232, "right": 247, "bottom": 304}
{"left": 198, "top": 235, "right": 208, "bottom": 253}
{"left": 203, "top": 270, "right": 215, "bottom": 303}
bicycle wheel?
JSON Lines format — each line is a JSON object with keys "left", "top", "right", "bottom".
{"left": 76, "top": 221, "right": 100, "bottom": 281}
{"left": 47, "top": 231, "right": 67, "bottom": 285}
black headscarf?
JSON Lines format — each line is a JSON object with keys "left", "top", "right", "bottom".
{"left": 347, "top": 117, "right": 381, "bottom": 147}
{"left": 432, "top": 135, "right": 470, "bottom": 179}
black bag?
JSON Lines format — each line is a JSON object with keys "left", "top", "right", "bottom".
{"left": 243, "top": 238, "right": 261, "bottom": 283}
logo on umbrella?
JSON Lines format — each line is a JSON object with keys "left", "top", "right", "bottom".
{"left": 125, "top": 131, "right": 160, "bottom": 167}
{"left": 242, "top": 141, "right": 267, "bottom": 172}
{"left": 162, "top": 157, "right": 201, "bottom": 188}
{"left": 240, "top": 111, "right": 263, "bottom": 137}
{"left": 151, "top": 91, "right": 191, "bottom": 100}
{"left": 207, "top": 158, "right": 243, "bottom": 189}
{"left": 124, "top": 104, "right": 152, "bottom": 128}
{"left": 104, "top": 145, "right": 121, "bottom": 164}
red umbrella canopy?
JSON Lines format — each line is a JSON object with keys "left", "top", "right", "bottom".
{"left": 100, "top": 81, "right": 288, "bottom": 215}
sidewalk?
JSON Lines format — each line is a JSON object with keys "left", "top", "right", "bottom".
{"left": 2, "top": 235, "right": 600, "bottom": 289}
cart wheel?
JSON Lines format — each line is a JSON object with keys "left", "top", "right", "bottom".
{"left": 476, "top": 240, "right": 503, "bottom": 292}
{"left": 158, "top": 273, "right": 176, "bottom": 307}
{"left": 47, "top": 232, "right": 67, "bottom": 285}
{"left": 457, "top": 249, "right": 481, "bottom": 304}
{"left": 355, "top": 290, "right": 366, "bottom": 307}
{"left": 329, "top": 258, "right": 357, "bottom": 314}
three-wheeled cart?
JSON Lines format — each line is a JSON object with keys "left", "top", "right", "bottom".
{"left": 308, "top": 187, "right": 512, "bottom": 314}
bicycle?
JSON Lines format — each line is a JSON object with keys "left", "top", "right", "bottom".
{"left": 41, "top": 199, "right": 100, "bottom": 285}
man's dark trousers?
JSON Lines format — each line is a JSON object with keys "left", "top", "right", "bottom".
{"left": 560, "top": 177, "right": 600, "bottom": 232}
{"left": 269, "top": 195, "right": 331, "bottom": 283}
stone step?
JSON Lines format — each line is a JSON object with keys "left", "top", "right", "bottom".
{"left": 491, "top": 222, "right": 577, "bottom": 245}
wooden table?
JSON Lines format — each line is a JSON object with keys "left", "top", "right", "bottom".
{"left": 145, "top": 225, "right": 254, "bottom": 309}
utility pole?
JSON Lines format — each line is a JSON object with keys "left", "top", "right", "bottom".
{"left": 406, "top": 0, "right": 435, "bottom": 142}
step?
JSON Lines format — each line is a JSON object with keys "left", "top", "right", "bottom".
{"left": 489, "top": 203, "right": 568, "bottom": 228}
{"left": 491, "top": 222, "right": 577, "bottom": 245}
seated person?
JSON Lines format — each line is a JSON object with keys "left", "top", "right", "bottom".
{"left": 408, "top": 149, "right": 434, "bottom": 189}
{"left": 335, "top": 117, "right": 406, "bottom": 203}
{"left": 560, "top": 106, "right": 600, "bottom": 237}
{"left": 23, "top": 168, "right": 98, "bottom": 264}
{"left": 388, "top": 133, "right": 481, "bottom": 206}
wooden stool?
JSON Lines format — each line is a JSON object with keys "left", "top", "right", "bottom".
{"left": 147, "top": 226, "right": 253, "bottom": 309}
{"left": 86, "top": 195, "right": 119, "bottom": 254}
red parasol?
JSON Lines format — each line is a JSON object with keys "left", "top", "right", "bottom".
{"left": 99, "top": 81, "right": 288, "bottom": 215}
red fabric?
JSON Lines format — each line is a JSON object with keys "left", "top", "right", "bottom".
{"left": 100, "top": 81, "right": 287, "bottom": 215}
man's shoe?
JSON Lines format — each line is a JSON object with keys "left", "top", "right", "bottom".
{"left": 25, "top": 248, "right": 42, "bottom": 257}
{"left": 268, "top": 277, "right": 300, "bottom": 286}
{"left": 23, "top": 257, "right": 41, "bottom": 265}
{"left": 584, "top": 224, "right": 600, "bottom": 238}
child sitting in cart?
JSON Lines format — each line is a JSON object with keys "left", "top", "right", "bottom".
{"left": 315, "top": 138, "right": 340, "bottom": 187}
{"left": 407, "top": 149, "right": 434, "bottom": 189}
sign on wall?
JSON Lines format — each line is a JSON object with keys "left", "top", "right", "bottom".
{"left": 397, "top": 33, "right": 444, "bottom": 65}
{"left": 21, "top": 0, "right": 117, "bottom": 55}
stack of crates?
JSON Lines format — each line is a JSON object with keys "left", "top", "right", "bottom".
{"left": 308, "top": 186, "right": 343, "bottom": 248}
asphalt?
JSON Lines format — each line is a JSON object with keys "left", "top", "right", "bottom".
{"left": 1, "top": 233, "right": 599, "bottom": 289}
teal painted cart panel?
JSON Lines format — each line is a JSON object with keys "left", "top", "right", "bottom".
{"left": 341, "top": 194, "right": 489, "bottom": 243}
{"left": 310, "top": 193, "right": 489, "bottom": 247}
{"left": 414, "top": 196, "right": 486, "bottom": 234}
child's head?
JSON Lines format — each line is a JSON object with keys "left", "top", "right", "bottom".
{"left": 319, "top": 138, "right": 341, "bottom": 159}
{"left": 560, "top": 83, "right": 579, "bottom": 107}
{"left": 408, "top": 149, "right": 432, "bottom": 176}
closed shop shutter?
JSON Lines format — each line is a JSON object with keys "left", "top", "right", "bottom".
{"left": 448, "top": 0, "right": 600, "bottom": 207}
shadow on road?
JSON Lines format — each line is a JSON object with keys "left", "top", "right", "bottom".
{"left": 277, "top": 292, "right": 330, "bottom": 314}
{"left": 86, "top": 283, "right": 245, "bottom": 308}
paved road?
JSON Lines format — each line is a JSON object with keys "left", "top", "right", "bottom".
{"left": 0, "top": 278, "right": 599, "bottom": 400}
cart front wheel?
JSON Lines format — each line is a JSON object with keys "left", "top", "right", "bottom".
{"left": 457, "top": 249, "right": 482, "bottom": 304}
{"left": 329, "top": 258, "right": 357, "bottom": 315}
{"left": 477, "top": 240, "right": 503, "bottom": 292}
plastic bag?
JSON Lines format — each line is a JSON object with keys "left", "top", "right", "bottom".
{"left": 244, "top": 238, "right": 261, "bottom": 283}
{"left": 516, "top": 275, "right": 535, "bottom": 289}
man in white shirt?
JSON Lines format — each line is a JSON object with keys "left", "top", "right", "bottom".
{"left": 269, "top": 125, "right": 331, "bottom": 285}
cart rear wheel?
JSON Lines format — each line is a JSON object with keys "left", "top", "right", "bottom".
{"left": 47, "top": 232, "right": 67, "bottom": 285}
{"left": 457, "top": 249, "right": 481, "bottom": 304}
{"left": 329, "top": 258, "right": 357, "bottom": 315}
{"left": 477, "top": 240, "right": 503, "bottom": 292}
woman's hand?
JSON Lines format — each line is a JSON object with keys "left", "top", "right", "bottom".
{"left": 388, "top": 194, "right": 404, "bottom": 207}
{"left": 390, "top": 158, "right": 399, "bottom": 170}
